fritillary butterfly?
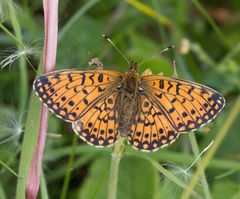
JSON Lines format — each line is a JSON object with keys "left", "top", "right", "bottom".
{"left": 33, "top": 60, "right": 225, "bottom": 152}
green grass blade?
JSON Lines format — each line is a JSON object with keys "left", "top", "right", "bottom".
{"left": 214, "top": 169, "right": 238, "bottom": 180}
{"left": 0, "top": 23, "right": 25, "bottom": 48}
{"left": 46, "top": 144, "right": 240, "bottom": 171}
{"left": 8, "top": 2, "right": 28, "bottom": 113}
{"left": 60, "top": 135, "right": 78, "bottom": 199}
{"left": 0, "top": 159, "right": 19, "bottom": 177}
{"left": 126, "top": 0, "right": 172, "bottom": 28}
{"left": 192, "top": 0, "right": 231, "bottom": 49}
{"left": 47, "top": 153, "right": 97, "bottom": 182}
{"left": 16, "top": 58, "right": 44, "bottom": 199}
{"left": 40, "top": 169, "right": 49, "bottom": 199}
{"left": 0, "top": 181, "right": 7, "bottom": 199}
{"left": 188, "top": 133, "right": 212, "bottom": 199}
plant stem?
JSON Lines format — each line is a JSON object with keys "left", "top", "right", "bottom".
{"left": 180, "top": 95, "right": 240, "bottom": 199}
{"left": 188, "top": 133, "right": 212, "bottom": 199}
{"left": 40, "top": 169, "right": 49, "bottom": 199}
{"left": 0, "top": 159, "right": 19, "bottom": 177}
{"left": 16, "top": 1, "right": 58, "bottom": 198}
{"left": 108, "top": 136, "right": 125, "bottom": 199}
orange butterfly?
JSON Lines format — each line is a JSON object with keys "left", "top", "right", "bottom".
{"left": 33, "top": 58, "right": 225, "bottom": 152}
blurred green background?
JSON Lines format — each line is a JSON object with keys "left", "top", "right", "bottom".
{"left": 0, "top": 0, "right": 240, "bottom": 199}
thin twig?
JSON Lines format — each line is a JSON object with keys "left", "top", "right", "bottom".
{"left": 108, "top": 136, "right": 125, "bottom": 199}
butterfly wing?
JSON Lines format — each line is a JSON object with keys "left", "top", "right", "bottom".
{"left": 72, "top": 91, "right": 119, "bottom": 147}
{"left": 140, "top": 75, "right": 225, "bottom": 132}
{"left": 128, "top": 93, "right": 179, "bottom": 151}
{"left": 33, "top": 69, "right": 122, "bottom": 122}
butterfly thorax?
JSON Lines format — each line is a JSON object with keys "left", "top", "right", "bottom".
{"left": 117, "top": 70, "right": 140, "bottom": 137}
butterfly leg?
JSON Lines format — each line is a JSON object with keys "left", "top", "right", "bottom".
{"left": 88, "top": 57, "right": 103, "bottom": 70}
{"left": 172, "top": 60, "right": 178, "bottom": 78}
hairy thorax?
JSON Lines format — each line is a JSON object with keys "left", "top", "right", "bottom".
{"left": 117, "top": 72, "right": 140, "bottom": 136}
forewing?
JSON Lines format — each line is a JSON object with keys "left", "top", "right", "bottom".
{"left": 128, "top": 94, "right": 179, "bottom": 152}
{"left": 33, "top": 70, "right": 122, "bottom": 122}
{"left": 140, "top": 75, "right": 225, "bottom": 132}
{"left": 72, "top": 92, "right": 119, "bottom": 147}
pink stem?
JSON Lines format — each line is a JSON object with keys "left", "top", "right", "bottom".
{"left": 43, "top": 0, "right": 58, "bottom": 73}
{"left": 26, "top": 1, "right": 58, "bottom": 198}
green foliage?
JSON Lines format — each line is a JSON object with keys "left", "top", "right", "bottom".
{"left": 0, "top": 0, "right": 239, "bottom": 198}
{"left": 212, "top": 180, "right": 240, "bottom": 199}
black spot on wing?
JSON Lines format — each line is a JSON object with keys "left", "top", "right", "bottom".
{"left": 98, "top": 74, "right": 103, "bottom": 82}
{"left": 159, "top": 80, "right": 164, "bottom": 89}
{"left": 81, "top": 73, "right": 86, "bottom": 84}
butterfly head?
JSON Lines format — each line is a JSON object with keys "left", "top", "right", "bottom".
{"left": 128, "top": 61, "right": 138, "bottom": 72}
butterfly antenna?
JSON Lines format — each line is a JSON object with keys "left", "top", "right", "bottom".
{"left": 139, "top": 45, "right": 175, "bottom": 67}
{"left": 102, "top": 34, "right": 130, "bottom": 65}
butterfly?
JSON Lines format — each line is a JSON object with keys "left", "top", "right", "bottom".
{"left": 33, "top": 60, "right": 225, "bottom": 152}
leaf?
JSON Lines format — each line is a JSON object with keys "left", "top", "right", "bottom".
{"left": 117, "top": 156, "right": 156, "bottom": 199}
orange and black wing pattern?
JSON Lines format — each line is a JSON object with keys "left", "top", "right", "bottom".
{"left": 128, "top": 93, "right": 179, "bottom": 152}
{"left": 33, "top": 70, "right": 122, "bottom": 122}
{"left": 72, "top": 91, "right": 119, "bottom": 147}
{"left": 140, "top": 75, "right": 225, "bottom": 133}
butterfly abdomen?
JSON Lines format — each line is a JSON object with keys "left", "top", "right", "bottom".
{"left": 118, "top": 96, "right": 136, "bottom": 136}
{"left": 117, "top": 72, "right": 139, "bottom": 137}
